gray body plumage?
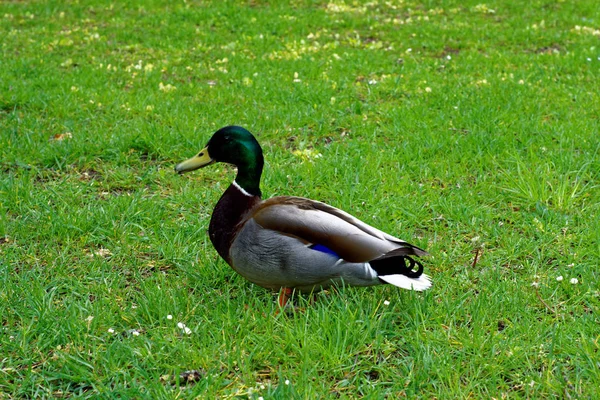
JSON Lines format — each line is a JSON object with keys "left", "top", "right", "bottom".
{"left": 230, "top": 219, "right": 379, "bottom": 291}
{"left": 227, "top": 196, "right": 431, "bottom": 292}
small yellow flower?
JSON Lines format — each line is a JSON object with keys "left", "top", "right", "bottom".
{"left": 292, "top": 148, "right": 322, "bottom": 162}
{"left": 159, "top": 82, "right": 177, "bottom": 92}
{"left": 473, "top": 4, "right": 496, "bottom": 14}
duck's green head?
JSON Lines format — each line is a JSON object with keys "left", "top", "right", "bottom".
{"left": 175, "top": 126, "right": 264, "bottom": 195}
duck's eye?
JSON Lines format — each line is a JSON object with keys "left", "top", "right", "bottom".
{"left": 224, "top": 135, "right": 231, "bottom": 142}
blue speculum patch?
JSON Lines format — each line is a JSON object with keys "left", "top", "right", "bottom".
{"left": 309, "top": 244, "right": 340, "bottom": 258}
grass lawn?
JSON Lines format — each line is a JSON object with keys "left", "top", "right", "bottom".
{"left": 1, "top": 0, "right": 599, "bottom": 398}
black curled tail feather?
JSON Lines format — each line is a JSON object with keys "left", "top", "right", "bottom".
{"left": 371, "top": 255, "right": 424, "bottom": 279}
{"left": 402, "top": 256, "right": 424, "bottom": 278}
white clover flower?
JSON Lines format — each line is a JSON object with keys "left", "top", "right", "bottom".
{"left": 556, "top": 276, "right": 563, "bottom": 282}
{"left": 167, "top": 314, "right": 173, "bottom": 320}
{"left": 108, "top": 328, "right": 115, "bottom": 334}
{"left": 383, "top": 300, "right": 391, "bottom": 306}
{"left": 570, "top": 278, "right": 578, "bottom": 284}
{"left": 531, "top": 282, "right": 540, "bottom": 287}
{"left": 92, "top": 247, "right": 112, "bottom": 257}
{"left": 284, "top": 379, "right": 290, "bottom": 385}
{"left": 177, "top": 322, "right": 192, "bottom": 335}
{"left": 132, "top": 330, "right": 140, "bottom": 336}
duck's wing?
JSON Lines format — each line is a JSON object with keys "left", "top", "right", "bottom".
{"left": 248, "top": 196, "right": 428, "bottom": 263}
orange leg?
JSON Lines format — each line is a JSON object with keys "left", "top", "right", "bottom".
{"left": 278, "top": 287, "right": 293, "bottom": 308}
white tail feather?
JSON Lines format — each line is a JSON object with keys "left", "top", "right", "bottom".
{"left": 378, "top": 273, "right": 432, "bottom": 291}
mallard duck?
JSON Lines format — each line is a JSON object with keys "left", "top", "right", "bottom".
{"left": 175, "top": 126, "right": 431, "bottom": 306}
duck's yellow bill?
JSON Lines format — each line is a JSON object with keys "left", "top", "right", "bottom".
{"left": 175, "top": 146, "right": 214, "bottom": 173}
